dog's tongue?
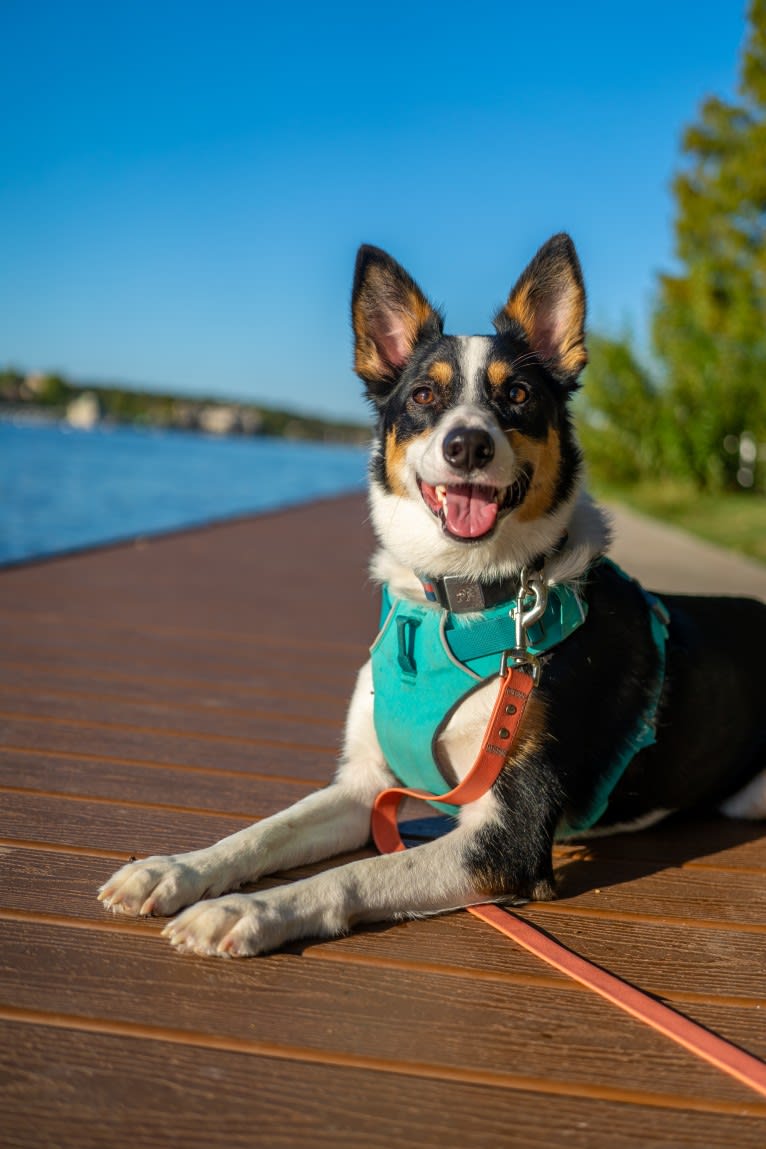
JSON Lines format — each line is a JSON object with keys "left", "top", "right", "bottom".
{"left": 444, "top": 484, "right": 498, "bottom": 538}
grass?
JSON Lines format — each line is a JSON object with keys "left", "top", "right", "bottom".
{"left": 593, "top": 480, "right": 766, "bottom": 564}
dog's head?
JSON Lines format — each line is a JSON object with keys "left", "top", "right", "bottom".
{"left": 352, "top": 234, "right": 589, "bottom": 581}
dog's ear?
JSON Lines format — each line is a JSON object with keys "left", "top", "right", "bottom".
{"left": 352, "top": 245, "right": 444, "bottom": 400}
{"left": 494, "top": 234, "right": 587, "bottom": 388}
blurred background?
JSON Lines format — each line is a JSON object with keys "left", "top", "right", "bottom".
{"left": 1, "top": 0, "right": 764, "bottom": 564}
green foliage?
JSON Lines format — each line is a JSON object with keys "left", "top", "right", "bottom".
{"left": 35, "top": 374, "right": 73, "bottom": 406}
{"left": 652, "top": 0, "right": 766, "bottom": 492}
{"left": 580, "top": 3, "right": 766, "bottom": 497}
{"left": 575, "top": 334, "right": 663, "bottom": 485}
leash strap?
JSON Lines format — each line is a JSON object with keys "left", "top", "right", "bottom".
{"left": 370, "top": 671, "right": 766, "bottom": 1101}
{"left": 471, "top": 904, "right": 766, "bottom": 1099}
{"left": 371, "top": 664, "right": 536, "bottom": 854}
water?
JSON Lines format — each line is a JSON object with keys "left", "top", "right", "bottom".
{"left": 0, "top": 417, "right": 368, "bottom": 566}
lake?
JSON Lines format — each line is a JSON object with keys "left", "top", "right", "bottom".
{"left": 0, "top": 417, "right": 368, "bottom": 566}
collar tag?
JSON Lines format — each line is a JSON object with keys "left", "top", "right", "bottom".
{"left": 442, "top": 576, "right": 488, "bottom": 613}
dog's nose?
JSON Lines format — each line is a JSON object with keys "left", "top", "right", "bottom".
{"left": 442, "top": 426, "right": 495, "bottom": 472}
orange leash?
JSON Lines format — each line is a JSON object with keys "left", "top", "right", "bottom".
{"left": 470, "top": 903, "right": 766, "bottom": 1099}
{"left": 371, "top": 663, "right": 536, "bottom": 852}
{"left": 371, "top": 665, "right": 766, "bottom": 1101}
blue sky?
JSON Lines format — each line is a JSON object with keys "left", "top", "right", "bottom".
{"left": 1, "top": 1, "right": 749, "bottom": 421}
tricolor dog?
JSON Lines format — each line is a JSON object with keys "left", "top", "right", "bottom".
{"left": 99, "top": 234, "right": 766, "bottom": 956}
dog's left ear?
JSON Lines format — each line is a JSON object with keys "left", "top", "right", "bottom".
{"left": 352, "top": 245, "right": 444, "bottom": 401}
{"left": 494, "top": 233, "right": 587, "bottom": 388}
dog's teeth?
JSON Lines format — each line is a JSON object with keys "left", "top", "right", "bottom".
{"left": 435, "top": 484, "right": 448, "bottom": 507}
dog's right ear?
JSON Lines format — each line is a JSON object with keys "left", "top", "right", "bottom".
{"left": 352, "top": 245, "right": 443, "bottom": 401}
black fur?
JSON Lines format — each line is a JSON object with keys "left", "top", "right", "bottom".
{"left": 464, "top": 563, "right": 766, "bottom": 897}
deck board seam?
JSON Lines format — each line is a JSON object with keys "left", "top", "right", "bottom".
{"left": 0, "top": 685, "right": 344, "bottom": 727}
{"left": 0, "top": 710, "right": 337, "bottom": 753}
{"left": 0, "top": 660, "right": 348, "bottom": 704}
{"left": 2, "top": 910, "right": 764, "bottom": 1010}
{"left": 0, "top": 785, "right": 272, "bottom": 820}
{"left": 0, "top": 612, "right": 370, "bottom": 655}
{"left": 521, "top": 905, "right": 766, "bottom": 933}
{"left": 0, "top": 744, "right": 325, "bottom": 785}
{"left": 1, "top": 1004, "right": 763, "bottom": 1116}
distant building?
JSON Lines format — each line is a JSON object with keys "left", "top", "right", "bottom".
{"left": 198, "top": 404, "right": 240, "bottom": 435}
{"left": 66, "top": 392, "right": 102, "bottom": 429}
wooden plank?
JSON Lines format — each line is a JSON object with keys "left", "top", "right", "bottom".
{"left": 0, "top": 688, "right": 344, "bottom": 745}
{"left": 0, "top": 792, "right": 257, "bottom": 857}
{"left": 0, "top": 604, "right": 370, "bottom": 661}
{"left": 4, "top": 1020, "right": 764, "bottom": 1149}
{"left": 554, "top": 854, "right": 766, "bottom": 924}
{"left": 0, "top": 919, "right": 762, "bottom": 1109}
{"left": 0, "top": 623, "right": 365, "bottom": 692}
{"left": 0, "top": 751, "right": 317, "bottom": 816}
{"left": 0, "top": 716, "right": 336, "bottom": 779}
{"left": 0, "top": 661, "right": 349, "bottom": 721}
{"left": 514, "top": 907, "right": 766, "bottom": 1014}
{"left": 1, "top": 643, "right": 357, "bottom": 705}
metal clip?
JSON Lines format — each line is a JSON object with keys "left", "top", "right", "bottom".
{"left": 499, "top": 567, "right": 548, "bottom": 685}
{"left": 514, "top": 567, "right": 549, "bottom": 647}
{"left": 499, "top": 647, "right": 542, "bottom": 685}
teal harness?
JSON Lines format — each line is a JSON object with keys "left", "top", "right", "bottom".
{"left": 371, "top": 559, "right": 669, "bottom": 832}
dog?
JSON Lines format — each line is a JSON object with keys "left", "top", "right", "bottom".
{"left": 98, "top": 234, "right": 766, "bottom": 957}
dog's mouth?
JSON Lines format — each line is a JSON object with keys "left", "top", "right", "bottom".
{"left": 418, "top": 471, "right": 531, "bottom": 542}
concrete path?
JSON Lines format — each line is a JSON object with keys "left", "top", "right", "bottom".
{"left": 606, "top": 502, "right": 766, "bottom": 602}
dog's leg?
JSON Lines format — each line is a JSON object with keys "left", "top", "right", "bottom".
{"left": 161, "top": 821, "right": 509, "bottom": 957}
{"left": 98, "top": 662, "right": 392, "bottom": 918}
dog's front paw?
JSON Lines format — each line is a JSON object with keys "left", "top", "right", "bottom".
{"left": 162, "top": 893, "right": 282, "bottom": 958}
{"left": 97, "top": 855, "right": 212, "bottom": 918}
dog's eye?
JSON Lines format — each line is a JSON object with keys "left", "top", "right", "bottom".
{"left": 507, "top": 382, "right": 529, "bottom": 406}
{"left": 412, "top": 385, "right": 435, "bottom": 406}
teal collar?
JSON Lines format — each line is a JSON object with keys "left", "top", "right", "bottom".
{"left": 440, "top": 579, "right": 587, "bottom": 676}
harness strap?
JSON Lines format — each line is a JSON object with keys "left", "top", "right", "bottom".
{"left": 371, "top": 663, "right": 536, "bottom": 853}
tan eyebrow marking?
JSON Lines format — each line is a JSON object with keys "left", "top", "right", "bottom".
{"left": 487, "top": 360, "right": 511, "bottom": 388}
{"left": 427, "top": 360, "right": 453, "bottom": 385}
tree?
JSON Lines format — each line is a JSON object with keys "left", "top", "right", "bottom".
{"left": 576, "top": 334, "right": 665, "bottom": 485}
{"left": 653, "top": 0, "right": 766, "bottom": 491}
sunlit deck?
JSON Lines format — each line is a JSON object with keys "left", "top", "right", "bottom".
{"left": 1, "top": 493, "right": 765, "bottom": 1147}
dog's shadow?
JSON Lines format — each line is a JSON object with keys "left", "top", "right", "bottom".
{"left": 400, "top": 810, "right": 765, "bottom": 900}
{"left": 550, "top": 812, "right": 765, "bottom": 900}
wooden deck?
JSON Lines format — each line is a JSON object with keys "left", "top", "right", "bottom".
{"left": 1, "top": 492, "right": 765, "bottom": 1148}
